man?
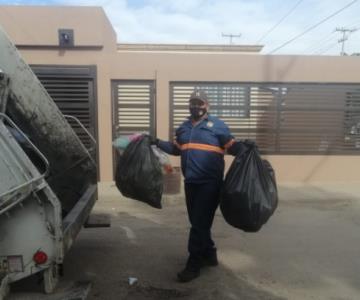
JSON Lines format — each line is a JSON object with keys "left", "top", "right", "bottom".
{"left": 152, "top": 89, "right": 248, "bottom": 282}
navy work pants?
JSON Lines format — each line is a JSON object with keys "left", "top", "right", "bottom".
{"left": 184, "top": 181, "right": 221, "bottom": 268}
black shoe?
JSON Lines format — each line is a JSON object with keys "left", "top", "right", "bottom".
{"left": 177, "top": 267, "right": 200, "bottom": 283}
{"left": 202, "top": 251, "right": 218, "bottom": 267}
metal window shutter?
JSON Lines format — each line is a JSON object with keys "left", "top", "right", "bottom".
{"left": 170, "top": 82, "right": 360, "bottom": 155}
{"left": 170, "top": 83, "right": 276, "bottom": 153}
{"left": 112, "top": 80, "right": 155, "bottom": 137}
{"left": 278, "top": 84, "right": 360, "bottom": 154}
{"left": 31, "top": 66, "right": 97, "bottom": 152}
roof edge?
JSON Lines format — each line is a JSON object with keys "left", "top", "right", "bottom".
{"left": 117, "top": 43, "right": 263, "bottom": 53}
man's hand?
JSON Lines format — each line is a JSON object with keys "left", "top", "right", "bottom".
{"left": 227, "top": 141, "right": 246, "bottom": 156}
{"left": 146, "top": 135, "right": 159, "bottom": 146}
{"left": 243, "top": 139, "right": 257, "bottom": 148}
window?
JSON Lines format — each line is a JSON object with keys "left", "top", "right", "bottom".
{"left": 112, "top": 80, "right": 155, "bottom": 137}
{"left": 170, "top": 82, "right": 360, "bottom": 154}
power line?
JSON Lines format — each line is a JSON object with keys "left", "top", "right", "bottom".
{"left": 301, "top": 31, "right": 337, "bottom": 54}
{"left": 301, "top": 19, "right": 360, "bottom": 54}
{"left": 256, "top": 0, "right": 304, "bottom": 44}
{"left": 314, "top": 41, "right": 339, "bottom": 55}
{"left": 319, "top": 43, "right": 339, "bottom": 55}
{"left": 346, "top": 19, "right": 360, "bottom": 27}
{"left": 221, "top": 33, "right": 241, "bottom": 44}
{"left": 335, "top": 27, "right": 358, "bottom": 55}
{"left": 268, "top": 0, "right": 359, "bottom": 54}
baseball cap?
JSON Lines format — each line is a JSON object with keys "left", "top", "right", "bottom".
{"left": 189, "top": 90, "right": 208, "bottom": 103}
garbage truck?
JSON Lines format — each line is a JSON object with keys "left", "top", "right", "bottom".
{"left": 0, "top": 25, "right": 98, "bottom": 298}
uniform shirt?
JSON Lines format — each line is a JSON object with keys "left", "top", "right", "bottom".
{"left": 158, "top": 115, "right": 235, "bottom": 183}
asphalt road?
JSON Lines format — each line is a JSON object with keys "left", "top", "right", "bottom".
{"left": 10, "top": 183, "right": 360, "bottom": 300}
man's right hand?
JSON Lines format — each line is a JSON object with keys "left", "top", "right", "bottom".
{"left": 147, "top": 135, "right": 159, "bottom": 146}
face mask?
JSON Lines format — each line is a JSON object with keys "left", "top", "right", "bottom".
{"left": 190, "top": 106, "right": 207, "bottom": 120}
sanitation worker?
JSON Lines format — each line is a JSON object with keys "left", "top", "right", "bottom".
{"left": 151, "top": 89, "right": 252, "bottom": 282}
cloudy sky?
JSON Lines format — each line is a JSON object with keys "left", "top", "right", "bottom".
{"left": 1, "top": 0, "right": 359, "bottom": 55}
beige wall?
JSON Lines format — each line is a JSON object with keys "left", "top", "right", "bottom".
{"left": 0, "top": 5, "right": 117, "bottom": 48}
{"left": 111, "top": 51, "right": 360, "bottom": 183}
{"left": 1, "top": 5, "right": 360, "bottom": 184}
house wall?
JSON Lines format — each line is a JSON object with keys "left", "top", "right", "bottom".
{"left": 1, "top": 5, "right": 359, "bottom": 184}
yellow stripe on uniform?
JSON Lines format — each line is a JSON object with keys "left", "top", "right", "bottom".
{"left": 179, "top": 143, "right": 225, "bottom": 154}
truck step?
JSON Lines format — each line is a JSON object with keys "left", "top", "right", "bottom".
{"left": 84, "top": 213, "right": 111, "bottom": 228}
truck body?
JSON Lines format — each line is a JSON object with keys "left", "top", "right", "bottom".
{"left": 0, "top": 25, "right": 98, "bottom": 298}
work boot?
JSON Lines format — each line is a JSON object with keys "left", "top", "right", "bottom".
{"left": 177, "top": 267, "right": 200, "bottom": 283}
{"left": 177, "top": 255, "right": 201, "bottom": 283}
{"left": 202, "top": 250, "right": 218, "bottom": 267}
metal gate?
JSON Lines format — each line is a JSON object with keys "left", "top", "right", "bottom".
{"left": 31, "top": 65, "right": 97, "bottom": 150}
{"left": 170, "top": 82, "right": 360, "bottom": 155}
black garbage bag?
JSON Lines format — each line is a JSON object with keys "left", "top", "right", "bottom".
{"left": 115, "top": 135, "right": 163, "bottom": 209}
{"left": 220, "top": 146, "right": 278, "bottom": 232}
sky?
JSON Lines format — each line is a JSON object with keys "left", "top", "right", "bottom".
{"left": 1, "top": 0, "right": 360, "bottom": 55}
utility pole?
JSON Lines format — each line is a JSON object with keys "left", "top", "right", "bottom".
{"left": 335, "top": 27, "right": 358, "bottom": 56}
{"left": 221, "top": 33, "right": 241, "bottom": 44}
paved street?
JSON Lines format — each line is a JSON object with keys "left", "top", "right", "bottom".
{"left": 10, "top": 183, "right": 360, "bottom": 300}
{"left": 63, "top": 183, "right": 360, "bottom": 300}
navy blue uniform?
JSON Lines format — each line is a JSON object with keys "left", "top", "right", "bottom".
{"left": 158, "top": 115, "right": 240, "bottom": 268}
{"left": 158, "top": 115, "right": 235, "bottom": 183}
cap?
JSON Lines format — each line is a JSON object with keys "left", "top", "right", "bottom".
{"left": 189, "top": 90, "right": 208, "bottom": 103}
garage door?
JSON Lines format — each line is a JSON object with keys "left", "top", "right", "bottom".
{"left": 31, "top": 65, "right": 97, "bottom": 161}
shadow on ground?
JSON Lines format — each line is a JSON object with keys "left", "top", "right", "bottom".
{"left": 62, "top": 211, "right": 286, "bottom": 300}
